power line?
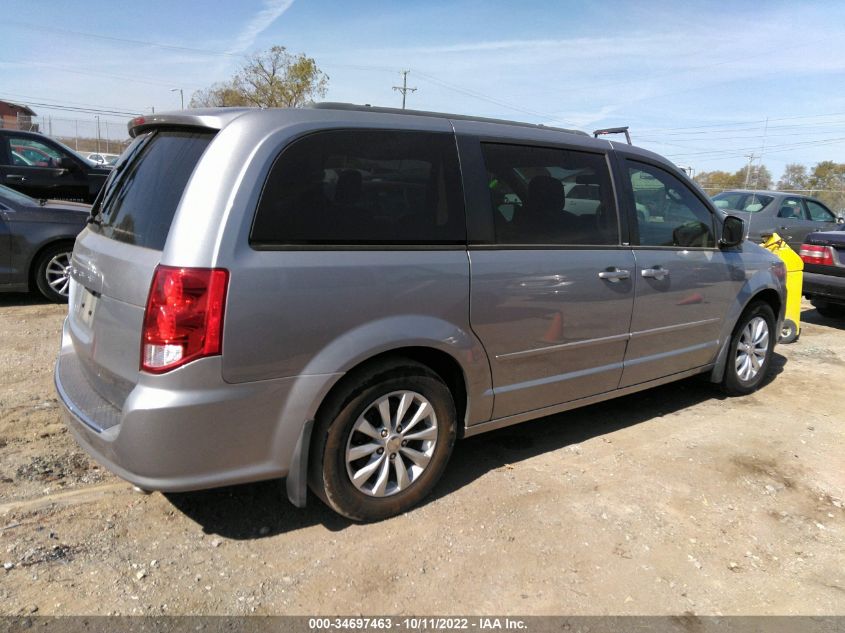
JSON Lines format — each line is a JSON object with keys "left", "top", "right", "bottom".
{"left": 0, "top": 98, "right": 141, "bottom": 117}
{"left": 1, "top": 19, "right": 244, "bottom": 59}
{"left": 413, "top": 71, "right": 578, "bottom": 126}
{"left": 0, "top": 91, "right": 140, "bottom": 115}
{"left": 0, "top": 57, "right": 193, "bottom": 88}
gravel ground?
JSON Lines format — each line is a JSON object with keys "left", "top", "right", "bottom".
{"left": 0, "top": 293, "right": 843, "bottom": 616}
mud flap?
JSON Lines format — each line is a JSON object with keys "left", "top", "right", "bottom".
{"left": 709, "top": 337, "right": 730, "bottom": 383}
{"left": 285, "top": 419, "right": 313, "bottom": 508}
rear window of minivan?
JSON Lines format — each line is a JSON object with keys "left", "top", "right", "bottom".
{"left": 251, "top": 130, "right": 465, "bottom": 246}
{"left": 90, "top": 129, "right": 215, "bottom": 250}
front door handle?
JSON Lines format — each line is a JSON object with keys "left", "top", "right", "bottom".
{"left": 5, "top": 174, "right": 26, "bottom": 182}
{"left": 641, "top": 266, "right": 670, "bottom": 280}
{"left": 598, "top": 267, "right": 631, "bottom": 282}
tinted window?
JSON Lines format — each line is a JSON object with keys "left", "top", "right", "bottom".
{"left": 5, "top": 137, "right": 63, "bottom": 167}
{"left": 91, "top": 129, "right": 214, "bottom": 250}
{"left": 628, "top": 161, "right": 715, "bottom": 247}
{"left": 480, "top": 143, "right": 618, "bottom": 245}
{"left": 776, "top": 197, "right": 805, "bottom": 220}
{"left": 805, "top": 200, "right": 835, "bottom": 222}
{"left": 251, "top": 130, "right": 465, "bottom": 245}
{"left": 711, "top": 192, "right": 773, "bottom": 213}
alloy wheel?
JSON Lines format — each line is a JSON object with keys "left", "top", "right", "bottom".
{"left": 45, "top": 252, "right": 72, "bottom": 298}
{"left": 345, "top": 390, "right": 438, "bottom": 497}
{"left": 735, "top": 316, "right": 769, "bottom": 381}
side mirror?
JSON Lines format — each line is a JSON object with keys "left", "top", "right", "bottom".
{"left": 837, "top": 215, "right": 844, "bottom": 224}
{"left": 59, "top": 157, "right": 78, "bottom": 171}
{"left": 719, "top": 215, "right": 745, "bottom": 248}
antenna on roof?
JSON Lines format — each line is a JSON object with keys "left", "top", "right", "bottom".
{"left": 593, "top": 126, "right": 631, "bottom": 145}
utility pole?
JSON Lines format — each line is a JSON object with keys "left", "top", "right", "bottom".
{"left": 392, "top": 70, "right": 417, "bottom": 110}
{"left": 96, "top": 115, "right": 101, "bottom": 153}
{"left": 752, "top": 116, "right": 769, "bottom": 190}
{"left": 743, "top": 153, "right": 756, "bottom": 188}
{"left": 171, "top": 87, "right": 184, "bottom": 110}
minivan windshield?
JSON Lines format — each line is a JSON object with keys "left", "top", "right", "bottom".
{"left": 88, "top": 129, "right": 215, "bottom": 250}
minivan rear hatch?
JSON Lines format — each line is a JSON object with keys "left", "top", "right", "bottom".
{"left": 64, "top": 127, "right": 216, "bottom": 424}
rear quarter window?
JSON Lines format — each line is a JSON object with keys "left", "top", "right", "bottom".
{"left": 92, "top": 129, "right": 215, "bottom": 250}
{"left": 251, "top": 130, "right": 466, "bottom": 246}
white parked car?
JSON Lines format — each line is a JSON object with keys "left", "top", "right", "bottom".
{"left": 86, "top": 152, "right": 120, "bottom": 166}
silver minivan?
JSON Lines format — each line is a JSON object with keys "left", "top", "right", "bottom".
{"left": 56, "top": 104, "right": 786, "bottom": 521}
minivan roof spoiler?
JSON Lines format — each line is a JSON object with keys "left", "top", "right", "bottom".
{"left": 593, "top": 126, "right": 631, "bottom": 145}
{"left": 311, "top": 102, "right": 590, "bottom": 137}
{"left": 127, "top": 108, "right": 254, "bottom": 137}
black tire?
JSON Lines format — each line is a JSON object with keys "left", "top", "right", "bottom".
{"left": 812, "top": 299, "right": 845, "bottom": 319}
{"left": 722, "top": 302, "right": 776, "bottom": 396}
{"left": 779, "top": 318, "right": 799, "bottom": 344}
{"left": 33, "top": 243, "right": 73, "bottom": 303}
{"left": 309, "top": 358, "right": 457, "bottom": 522}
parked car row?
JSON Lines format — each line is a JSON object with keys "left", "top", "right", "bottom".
{"left": 712, "top": 189, "right": 843, "bottom": 250}
{"left": 800, "top": 225, "right": 845, "bottom": 317}
{"left": 0, "top": 129, "right": 112, "bottom": 203}
{"left": 711, "top": 188, "right": 845, "bottom": 320}
{"left": 0, "top": 184, "right": 89, "bottom": 301}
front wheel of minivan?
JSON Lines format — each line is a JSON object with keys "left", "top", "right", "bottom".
{"left": 309, "top": 359, "right": 457, "bottom": 522}
{"left": 721, "top": 302, "right": 776, "bottom": 396}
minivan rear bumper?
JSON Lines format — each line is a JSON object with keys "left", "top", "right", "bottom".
{"left": 55, "top": 319, "right": 338, "bottom": 492}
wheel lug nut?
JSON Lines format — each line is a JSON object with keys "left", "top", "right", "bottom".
{"left": 390, "top": 453, "right": 396, "bottom": 460}
{"left": 396, "top": 425, "right": 402, "bottom": 433}
{"left": 401, "top": 440, "right": 407, "bottom": 447}
{"left": 376, "top": 448, "right": 384, "bottom": 455}
{"left": 380, "top": 429, "right": 388, "bottom": 438}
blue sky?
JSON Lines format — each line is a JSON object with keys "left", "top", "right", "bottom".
{"left": 2, "top": 0, "right": 845, "bottom": 178}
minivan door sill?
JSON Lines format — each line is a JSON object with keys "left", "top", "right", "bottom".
{"left": 463, "top": 364, "right": 713, "bottom": 437}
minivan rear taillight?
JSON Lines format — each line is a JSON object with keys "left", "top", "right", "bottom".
{"left": 141, "top": 266, "right": 229, "bottom": 373}
{"left": 799, "top": 244, "right": 835, "bottom": 267}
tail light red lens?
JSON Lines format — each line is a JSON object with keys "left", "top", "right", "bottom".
{"left": 799, "top": 244, "right": 835, "bottom": 266}
{"left": 141, "top": 266, "right": 229, "bottom": 373}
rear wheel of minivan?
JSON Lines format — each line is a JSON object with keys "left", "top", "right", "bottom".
{"left": 722, "top": 302, "right": 776, "bottom": 396}
{"left": 309, "top": 359, "right": 457, "bottom": 522}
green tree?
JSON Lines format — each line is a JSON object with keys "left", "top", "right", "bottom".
{"left": 806, "top": 161, "right": 845, "bottom": 212}
{"left": 695, "top": 165, "right": 771, "bottom": 194}
{"left": 777, "top": 163, "right": 808, "bottom": 192}
{"left": 190, "top": 46, "right": 329, "bottom": 109}
{"left": 190, "top": 82, "right": 250, "bottom": 107}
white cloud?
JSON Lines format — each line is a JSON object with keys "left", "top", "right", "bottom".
{"left": 226, "top": 0, "right": 295, "bottom": 55}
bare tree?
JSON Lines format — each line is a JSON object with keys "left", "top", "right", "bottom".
{"left": 190, "top": 46, "right": 328, "bottom": 109}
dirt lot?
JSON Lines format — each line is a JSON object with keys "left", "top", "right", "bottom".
{"left": 0, "top": 293, "right": 843, "bottom": 616}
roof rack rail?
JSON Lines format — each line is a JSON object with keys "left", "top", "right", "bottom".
{"left": 311, "top": 102, "right": 589, "bottom": 137}
{"left": 593, "top": 126, "right": 631, "bottom": 145}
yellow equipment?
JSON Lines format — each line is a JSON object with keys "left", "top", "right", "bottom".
{"left": 761, "top": 232, "right": 803, "bottom": 343}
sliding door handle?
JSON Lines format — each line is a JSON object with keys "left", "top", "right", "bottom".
{"left": 641, "top": 266, "right": 669, "bottom": 280}
{"left": 598, "top": 268, "right": 631, "bottom": 282}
